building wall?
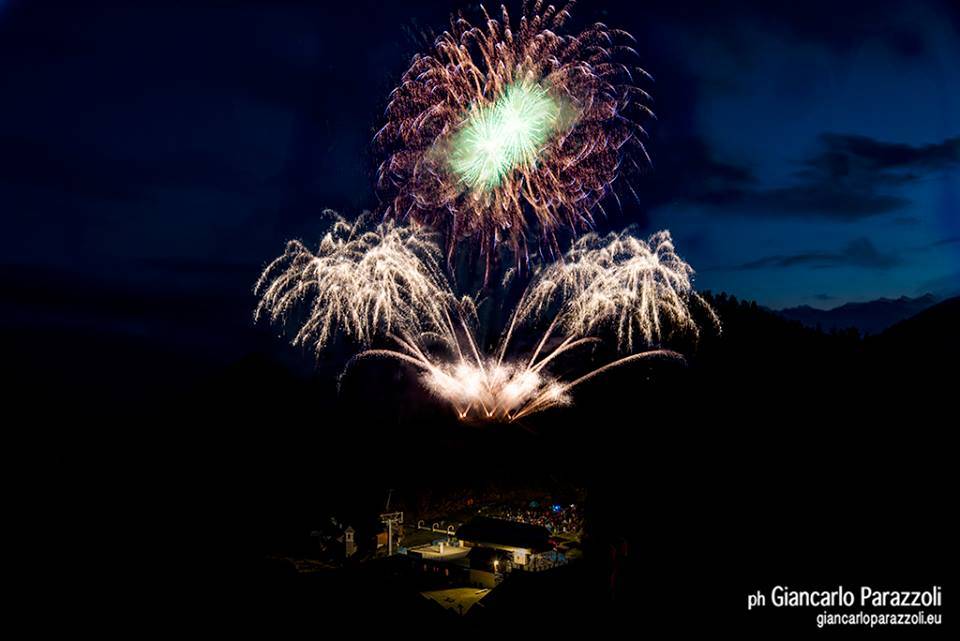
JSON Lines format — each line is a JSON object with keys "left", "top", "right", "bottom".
{"left": 462, "top": 540, "right": 531, "bottom": 566}
{"left": 469, "top": 569, "right": 497, "bottom": 589}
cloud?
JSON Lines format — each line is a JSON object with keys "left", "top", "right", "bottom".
{"left": 640, "top": 0, "right": 955, "bottom": 59}
{"left": 0, "top": 134, "right": 258, "bottom": 202}
{"left": 915, "top": 272, "right": 960, "bottom": 298}
{"left": 925, "top": 235, "right": 960, "bottom": 248}
{"left": 728, "top": 238, "right": 899, "bottom": 271}
{"left": 892, "top": 216, "right": 921, "bottom": 226}
{"left": 745, "top": 1, "right": 938, "bottom": 58}
{"left": 693, "top": 185, "right": 908, "bottom": 220}
{"left": 800, "top": 134, "right": 960, "bottom": 182}
{"left": 630, "top": 135, "right": 755, "bottom": 216}
{"left": 717, "top": 236, "right": 960, "bottom": 276}
{"left": 668, "top": 133, "right": 958, "bottom": 221}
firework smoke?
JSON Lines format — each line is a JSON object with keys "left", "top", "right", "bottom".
{"left": 255, "top": 217, "right": 711, "bottom": 421}
{"left": 376, "top": 1, "right": 653, "bottom": 276}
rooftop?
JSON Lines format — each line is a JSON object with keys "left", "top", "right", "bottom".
{"left": 456, "top": 517, "right": 551, "bottom": 552}
{"left": 406, "top": 542, "right": 470, "bottom": 562}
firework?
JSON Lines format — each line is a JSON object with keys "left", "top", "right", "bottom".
{"left": 256, "top": 218, "right": 711, "bottom": 421}
{"left": 376, "top": 1, "right": 653, "bottom": 275}
{"left": 253, "top": 212, "right": 455, "bottom": 354}
{"left": 515, "top": 228, "right": 717, "bottom": 351}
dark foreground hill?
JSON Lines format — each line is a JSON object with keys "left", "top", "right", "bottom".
{"left": 186, "top": 292, "right": 954, "bottom": 629}
{"left": 868, "top": 295, "right": 960, "bottom": 359}
{"left": 12, "top": 292, "right": 954, "bottom": 631}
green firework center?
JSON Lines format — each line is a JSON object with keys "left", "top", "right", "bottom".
{"left": 448, "top": 81, "right": 562, "bottom": 191}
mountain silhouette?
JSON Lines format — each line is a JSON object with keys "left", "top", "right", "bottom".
{"left": 776, "top": 293, "right": 939, "bottom": 334}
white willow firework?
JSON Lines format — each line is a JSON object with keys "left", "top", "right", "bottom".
{"left": 254, "top": 212, "right": 454, "bottom": 353}
{"left": 255, "top": 217, "right": 713, "bottom": 421}
{"left": 517, "top": 229, "right": 717, "bottom": 351}
{"left": 376, "top": 1, "right": 653, "bottom": 274}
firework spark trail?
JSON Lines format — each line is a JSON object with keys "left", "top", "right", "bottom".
{"left": 376, "top": 1, "right": 654, "bottom": 274}
{"left": 254, "top": 212, "right": 458, "bottom": 354}
{"left": 255, "top": 217, "right": 713, "bottom": 421}
{"left": 515, "top": 229, "right": 719, "bottom": 351}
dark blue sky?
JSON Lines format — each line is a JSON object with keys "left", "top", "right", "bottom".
{"left": 1, "top": 0, "right": 958, "bottom": 379}
{"left": 638, "top": 0, "right": 960, "bottom": 307}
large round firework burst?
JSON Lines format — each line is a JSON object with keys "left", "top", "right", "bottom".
{"left": 376, "top": 1, "right": 653, "bottom": 278}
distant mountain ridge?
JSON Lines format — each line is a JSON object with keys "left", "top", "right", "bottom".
{"left": 776, "top": 293, "right": 940, "bottom": 335}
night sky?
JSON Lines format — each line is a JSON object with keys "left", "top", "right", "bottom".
{"left": 2, "top": 0, "right": 959, "bottom": 387}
